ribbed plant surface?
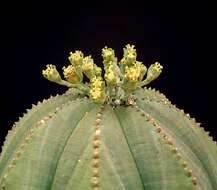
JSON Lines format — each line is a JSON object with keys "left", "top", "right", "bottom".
{"left": 0, "top": 45, "right": 216, "bottom": 190}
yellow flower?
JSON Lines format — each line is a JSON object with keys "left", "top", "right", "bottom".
{"left": 124, "top": 66, "right": 140, "bottom": 81}
{"left": 42, "top": 65, "right": 62, "bottom": 83}
{"left": 105, "top": 71, "right": 116, "bottom": 84}
{"left": 91, "top": 76, "right": 103, "bottom": 88}
{"left": 63, "top": 65, "right": 81, "bottom": 84}
{"left": 90, "top": 89, "right": 102, "bottom": 100}
{"left": 82, "top": 56, "right": 94, "bottom": 79}
{"left": 102, "top": 47, "right": 115, "bottom": 61}
{"left": 90, "top": 77, "right": 106, "bottom": 103}
{"left": 135, "top": 61, "right": 147, "bottom": 81}
{"left": 104, "top": 65, "right": 118, "bottom": 85}
{"left": 68, "top": 50, "right": 84, "bottom": 66}
{"left": 94, "top": 66, "right": 102, "bottom": 77}
{"left": 82, "top": 56, "right": 94, "bottom": 71}
{"left": 146, "top": 62, "right": 163, "bottom": 82}
{"left": 120, "top": 44, "right": 137, "bottom": 65}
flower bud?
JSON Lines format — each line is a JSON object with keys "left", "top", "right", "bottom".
{"left": 42, "top": 65, "right": 62, "bottom": 83}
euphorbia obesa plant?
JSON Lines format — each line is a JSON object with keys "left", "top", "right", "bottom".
{"left": 0, "top": 44, "right": 216, "bottom": 190}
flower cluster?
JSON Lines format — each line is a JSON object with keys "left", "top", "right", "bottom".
{"left": 42, "top": 44, "right": 163, "bottom": 104}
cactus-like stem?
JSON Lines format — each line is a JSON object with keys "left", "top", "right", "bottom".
{"left": 1, "top": 46, "right": 216, "bottom": 190}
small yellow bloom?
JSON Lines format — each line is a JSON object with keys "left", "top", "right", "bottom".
{"left": 82, "top": 56, "right": 94, "bottom": 79}
{"left": 42, "top": 64, "right": 62, "bottom": 83}
{"left": 82, "top": 56, "right": 94, "bottom": 71}
{"left": 91, "top": 76, "right": 103, "bottom": 88}
{"left": 94, "top": 66, "right": 102, "bottom": 77}
{"left": 68, "top": 50, "right": 84, "bottom": 66}
{"left": 146, "top": 62, "right": 163, "bottom": 82}
{"left": 120, "top": 44, "right": 137, "bottom": 65}
{"left": 63, "top": 65, "right": 81, "bottom": 84}
{"left": 106, "top": 71, "right": 116, "bottom": 82}
{"left": 135, "top": 61, "right": 147, "bottom": 81}
{"left": 90, "top": 76, "right": 106, "bottom": 103}
{"left": 124, "top": 66, "right": 140, "bottom": 81}
{"left": 102, "top": 47, "right": 115, "bottom": 61}
{"left": 104, "top": 65, "right": 118, "bottom": 85}
{"left": 90, "top": 89, "right": 102, "bottom": 100}
{"left": 105, "top": 71, "right": 117, "bottom": 85}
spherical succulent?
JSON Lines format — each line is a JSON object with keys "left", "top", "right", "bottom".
{"left": 0, "top": 45, "right": 216, "bottom": 190}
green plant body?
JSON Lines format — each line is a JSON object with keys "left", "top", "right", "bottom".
{"left": 0, "top": 45, "right": 216, "bottom": 190}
